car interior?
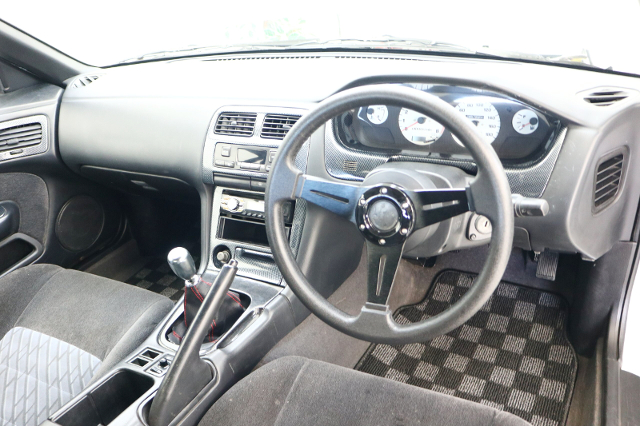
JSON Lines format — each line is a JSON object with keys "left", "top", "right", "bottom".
{"left": 1, "top": 7, "right": 640, "bottom": 426}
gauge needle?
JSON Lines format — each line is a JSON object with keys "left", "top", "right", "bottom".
{"left": 521, "top": 123, "right": 530, "bottom": 129}
{"left": 404, "top": 122, "right": 419, "bottom": 131}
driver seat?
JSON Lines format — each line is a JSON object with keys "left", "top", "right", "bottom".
{"left": 200, "top": 356, "right": 530, "bottom": 426}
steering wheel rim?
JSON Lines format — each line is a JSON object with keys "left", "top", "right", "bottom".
{"left": 265, "top": 85, "right": 514, "bottom": 345}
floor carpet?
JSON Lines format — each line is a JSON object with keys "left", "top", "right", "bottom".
{"left": 125, "top": 255, "right": 199, "bottom": 302}
{"left": 356, "top": 270, "right": 577, "bottom": 426}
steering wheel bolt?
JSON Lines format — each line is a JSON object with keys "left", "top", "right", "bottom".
{"left": 400, "top": 228, "right": 408, "bottom": 235}
{"left": 359, "top": 224, "right": 366, "bottom": 231}
{"left": 379, "top": 239, "right": 386, "bottom": 245}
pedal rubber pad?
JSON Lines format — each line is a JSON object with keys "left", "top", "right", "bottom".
{"left": 536, "top": 250, "right": 559, "bottom": 281}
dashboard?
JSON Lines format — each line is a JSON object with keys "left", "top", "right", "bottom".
{"left": 53, "top": 52, "right": 640, "bottom": 262}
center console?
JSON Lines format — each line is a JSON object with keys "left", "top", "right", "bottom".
{"left": 203, "top": 106, "right": 310, "bottom": 286}
{"left": 42, "top": 106, "right": 310, "bottom": 426}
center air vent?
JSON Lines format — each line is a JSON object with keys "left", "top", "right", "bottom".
{"left": 71, "top": 75, "right": 101, "bottom": 88}
{"left": 0, "top": 122, "right": 43, "bottom": 153}
{"left": 261, "top": 114, "right": 300, "bottom": 139}
{"left": 583, "top": 89, "right": 629, "bottom": 106}
{"left": 214, "top": 112, "right": 257, "bottom": 137}
{"left": 594, "top": 153, "right": 624, "bottom": 212}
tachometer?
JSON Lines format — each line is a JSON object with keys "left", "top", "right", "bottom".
{"left": 512, "top": 109, "right": 539, "bottom": 135}
{"left": 366, "top": 105, "right": 388, "bottom": 125}
{"left": 454, "top": 97, "right": 501, "bottom": 144}
{"left": 398, "top": 108, "right": 445, "bottom": 145}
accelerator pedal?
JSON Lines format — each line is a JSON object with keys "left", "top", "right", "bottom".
{"left": 536, "top": 250, "right": 559, "bottom": 281}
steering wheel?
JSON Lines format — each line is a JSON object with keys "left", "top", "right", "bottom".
{"left": 265, "top": 85, "right": 514, "bottom": 345}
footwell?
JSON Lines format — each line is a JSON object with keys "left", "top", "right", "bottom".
{"left": 356, "top": 270, "right": 577, "bottom": 426}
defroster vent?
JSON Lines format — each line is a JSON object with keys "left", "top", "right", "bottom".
{"left": 71, "top": 75, "right": 101, "bottom": 88}
{"left": 215, "top": 112, "right": 257, "bottom": 137}
{"left": 261, "top": 114, "right": 300, "bottom": 139}
{"left": 0, "top": 122, "right": 43, "bottom": 153}
{"left": 594, "top": 153, "right": 624, "bottom": 212}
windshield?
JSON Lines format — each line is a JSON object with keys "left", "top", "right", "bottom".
{"left": 3, "top": 0, "right": 640, "bottom": 75}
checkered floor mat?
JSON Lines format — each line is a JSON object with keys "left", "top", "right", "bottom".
{"left": 125, "top": 256, "right": 197, "bottom": 302}
{"left": 356, "top": 271, "right": 577, "bottom": 426}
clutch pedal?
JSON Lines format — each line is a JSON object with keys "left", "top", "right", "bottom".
{"left": 536, "top": 250, "right": 559, "bottom": 281}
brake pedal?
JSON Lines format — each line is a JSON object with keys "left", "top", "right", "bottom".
{"left": 536, "top": 250, "right": 559, "bottom": 281}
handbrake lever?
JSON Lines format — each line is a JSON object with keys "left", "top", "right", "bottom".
{"left": 148, "top": 260, "right": 238, "bottom": 426}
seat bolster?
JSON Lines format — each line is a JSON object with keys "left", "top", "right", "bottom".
{"left": 91, "top": 297, "right": 175, "bottom": 381}
{"left": 15, "top": 267, "right": 173, "bottom": 362}
{"left": 0, "top": 264, "right": 63, "bottom": 339}
{"left": 201, "top": 356, "right": 531, "bottom": 426}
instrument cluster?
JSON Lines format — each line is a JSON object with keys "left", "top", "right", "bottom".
{"left": 337, "top": 85, "right": 558, "bottom": 162}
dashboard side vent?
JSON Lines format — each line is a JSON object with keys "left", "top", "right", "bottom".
{"left": 214, "top": 112, "right": 257, "bottom": 137}
{"left": 594, "top": 153, "right": 624, "bottom": 212}
{"left": 583, "top": 89, "right": 629, "bottom": 106}
{"left": 71, "top": 75, "right": 101, "bottom": 88}
{"left": 261, "top": 114, "right": 300, "bottom": 139}
{"left": 0, "top": 122, "right": 43, "bottom": 153}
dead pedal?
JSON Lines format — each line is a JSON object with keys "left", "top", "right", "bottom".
{"left": 536, "top": 250, "right": 559, "bottom": 281}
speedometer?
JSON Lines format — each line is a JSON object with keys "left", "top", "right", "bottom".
{"left": 454, "top": 97, "right": 501, "bottom": 144}
{"left": 398, "top": 108, "right": 445, "bottom": 145}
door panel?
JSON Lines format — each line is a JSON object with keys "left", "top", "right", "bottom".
{"left": 0, "top": 65, "right": 124, "bottom": 275}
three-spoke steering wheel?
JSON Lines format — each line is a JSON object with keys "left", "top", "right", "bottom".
{"left": 265, "top": 85, "right": 514, "bottom": 345}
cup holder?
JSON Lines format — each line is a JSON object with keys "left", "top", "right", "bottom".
{"left": 52, "top": 369, "right": 154, "bottom": 426}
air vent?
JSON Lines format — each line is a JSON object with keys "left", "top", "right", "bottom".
{"left": 583, "top": 89, "right": 629, "bottom": 106}
{"left": 71, "top": 75, "right": 101, "bottom": 88}
{"left": 214, "top": 112, "right": 257, "bottom": 137}
{"left": 261, "top": 114, "right": 300, "bottom": 140}
{"left": 0, "top": 122, "right": 43, "bottom": 153}
{"left": 594, "top": 153, "right": 624, "bottom": 211}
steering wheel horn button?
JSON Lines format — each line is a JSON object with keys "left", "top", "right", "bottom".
{"left": 368, "top": 199, "right": 400, "bottom": 233}
{"left": 356, "top": 184, "right": 415, "bottom": 246}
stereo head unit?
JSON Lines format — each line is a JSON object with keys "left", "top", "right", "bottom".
{"left": 214, "top": 143, "right": 276, "bottom": 174}
{"left": 220, "top": 193, "right": 293, "bottom": 223}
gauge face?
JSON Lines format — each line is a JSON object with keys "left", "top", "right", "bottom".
{"left": 398, "top": 108, "right": 445, "bottom": 145}
{"left": 454, "top": 97, "right": 501, "bottom": 144}
{"left": 512, "top": 109, "right": 539, "bottom": 135}
{"left": 366, "top": 105, "right": 388, "bottom": 125}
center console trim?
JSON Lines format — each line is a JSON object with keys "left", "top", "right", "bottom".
{"left": 156, "top": 274, "right": 283, "bottom": 353}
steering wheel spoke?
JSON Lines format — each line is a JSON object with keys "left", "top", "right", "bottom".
{"left": 411, "top": 188, "right": 472, "bottom": 229}
{"left": 294, "top": 175, "right": 362, "bottom": 221}
{"left": 365, "top": 240, "right": 404, "bottom": 305}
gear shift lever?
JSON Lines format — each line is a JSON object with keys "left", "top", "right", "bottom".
{"left": 167, "top": 247, "right": 197, "bottom": 282}
{"left": 149, "top": 260, "right": 239, "bottom": 426}
{"left": 166, "top": 247, "right": 246, "bottom": 346}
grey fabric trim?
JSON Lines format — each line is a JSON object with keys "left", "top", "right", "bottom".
{"left": 0, "top": 265, "right": 173, "bottom": 425}
{"left": 0, "top": 327, "right": 101, "bottom": 426}
{"left": 0, "top": 265, "right": 61, "bottom": 340}
{"left": 90, "top": 298, "right": 174, "bottom": 382}
{"left": 15, "top": 267, "right": 173, "bottom": 360}
{"left": 201, "top": 356, "right": 530, "bottom": 426}
{"left": 0, "top": 173, "right": 49, "bottom": 244}
{"left": 271, "top": 360, "right": 310, "bottom": 426}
